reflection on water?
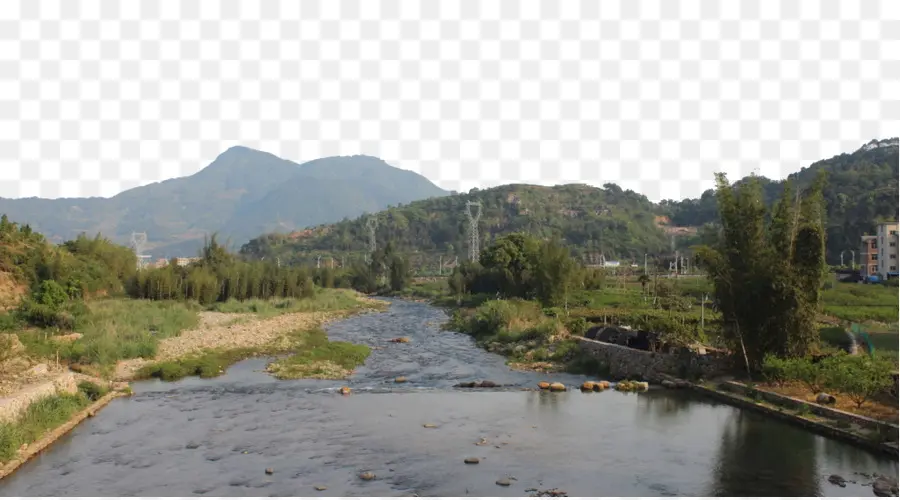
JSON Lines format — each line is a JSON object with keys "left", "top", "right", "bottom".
{"left": 0, "top": 299, "right": 895, "bottom": 496}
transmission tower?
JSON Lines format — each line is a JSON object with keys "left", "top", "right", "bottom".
{"left": 130, "top": 232, "right": 149, "bottom": 269}
{"left": 365, "top": 216, "right": 378, "bottom": 264}
{"left": 464, "top": 201, "right": 482, "bottom": 262}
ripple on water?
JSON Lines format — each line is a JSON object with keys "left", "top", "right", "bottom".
{"left": 0, "top": 299, "right": 895, "bottom": 497}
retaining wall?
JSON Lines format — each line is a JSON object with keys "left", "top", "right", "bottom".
{"left": 0, "top": 373, "right": 79, "bottom": 423}
{"left": 575, "top": 336, "right": 732, "bottom": 382}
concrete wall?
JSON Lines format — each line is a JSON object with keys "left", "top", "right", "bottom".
{"left": 0, "top": 373, "right": 79, "bottom": 424}
{"left": 575, "top": 336, "right": 732, "bottom": 383}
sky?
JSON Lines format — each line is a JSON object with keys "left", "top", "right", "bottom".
{"left": 0, "top": 0, "right": 895, "bottom": 203}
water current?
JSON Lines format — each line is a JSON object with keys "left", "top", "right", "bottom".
{"left": 1, "top": 299, "right": 896, "bottom": 496}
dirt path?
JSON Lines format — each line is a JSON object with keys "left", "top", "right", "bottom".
{"left": 113, "top": 305, "right": 382, "bottom": 381}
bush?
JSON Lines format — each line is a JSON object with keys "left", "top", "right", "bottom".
{"left": 780, "top": 356, "right": 829, "bottom": 393}
{"left": 76, "top": 380, "right": 108, "bottom": 401}
{"left": 823, "top": 355, "right": 895, "bottom": 408}
{"left": 564, "top": 317, "right": 587, "bottom": 336}
{"left": 761, "top": 354, "right": 790, "bottom": 387}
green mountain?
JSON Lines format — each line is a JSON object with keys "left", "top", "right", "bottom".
{"left": 660, "top": 138, "right": 899, "bottom": 262}
{"left": 0, "top": 147, "right": 450, "bottom": 257}
{"left": 241, "top": 138, "right": 899, "bottom": 267}
{"left": 239, "top": 182, "right": 672, "bottom": 267}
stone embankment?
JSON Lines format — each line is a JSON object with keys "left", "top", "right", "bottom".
{"left": 574, "top": 336, "right": 731, "bottom": 383}
{"left": 0, "top": 389, "right": 125, "bottom": 481}
{"left": 0, "top": 371, "right": 79, "bottom": 424}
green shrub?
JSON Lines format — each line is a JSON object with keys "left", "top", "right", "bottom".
{"left": 823, "top": 354, "right": 895, "bottom": 408}
{"left": 761, "top": 354, "right": 790, "bottom": 387}
{"left": 564, "top": 317, "right": 587, "bottom": 336}
{"left": 76, "top": 380, "right": 108, "bottom": 401}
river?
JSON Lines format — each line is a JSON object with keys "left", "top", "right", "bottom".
{"left": 0, "top": 299, "right": 896, "bottom": 496}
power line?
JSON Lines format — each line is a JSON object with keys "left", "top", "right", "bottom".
{"left": 464, "top": 201, "right": 482, "bottom": 262}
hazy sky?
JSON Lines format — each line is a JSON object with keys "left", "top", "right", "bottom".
{"left": 0, "top": 1, "right": 893, "bottom": 202}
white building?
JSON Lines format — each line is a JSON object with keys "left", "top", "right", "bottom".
{"left": 875, "top": 222, "right": 899, "bottom": 278}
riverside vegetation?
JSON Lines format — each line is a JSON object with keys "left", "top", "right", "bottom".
{"left": 0, "top": 216, "right": 385, "bottom": 467}
{"left": 384, "top": 173, "right": 898, "bottom": 422}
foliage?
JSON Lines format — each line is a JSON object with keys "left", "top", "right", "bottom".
{"left": 76, "top": 380, "right": 109, "bottom": 401}
{"left": 240, "top": 183, "right": 671, "bottom": 267}
{"left": 449, "top": 233, "right": 581, "bottom": 307}
{"left": 823, "top": 354, "right": 895, "bottom": 408}
{"left": 762, "top": 353, "right": 896, "bottom": 409}
{"left": 694, "top": 173, "right": 828, "bottom": 368}
{"left": 663, "top": 139, "right": 899, "bottom": 263}
{"left": 266, "top": 328, "right": 372, "bottom": 380}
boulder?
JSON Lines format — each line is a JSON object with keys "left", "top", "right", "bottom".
{"left": 661, "top": 380, "right": 676, "bottom": 389}
{"left": 390, "top": 337, "right": 410, "bottom": 343}
{"left": 580, "top": 381, "right": 596, "bottom": 392}
{"left": 339, "top": 386, "right": 351, "bottom": 395}
{"left": 359, "top": 471, "right": 376, "bottom": 481}
{"left": 477, "top": 380, "right": 497, "bottom": 388}
{"left": 816, "top": 393, "right": 836, "bottom": 405}
{"left": 873, "top": 476, "right": 898, "bottom": 497}
{"left": 265, "top": 468, "right": 274, "bottom": 475}
{"left": 827, "top": 474, "right": 846, "bottom": 487}
{"left": 549, "top": 382, "right": 566, "bottom": 392}
{"left": 464, "top": 457, "right": 480, "bottom": 464}
{"left": 394, "top": 376, "right": 408, "bottom": 383}
{"left": 537, "top": 381, "right": 551, "bottom": 390}
{"left": 455, "top": 381, "right": 477, "bottom": 388}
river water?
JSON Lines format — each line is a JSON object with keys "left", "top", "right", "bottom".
{"left": 1, "top": 299, "right": 896, "bottom": 496}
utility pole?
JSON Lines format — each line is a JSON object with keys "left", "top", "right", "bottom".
{"left": 317, "top": 256, "right": 321, "bottom": 269}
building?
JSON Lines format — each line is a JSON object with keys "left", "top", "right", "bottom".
{"left": 860, "top": 235, "right": 878, "bottom": 276}
{"left": 876, "top": 222, "right": 899, "bottom": 278}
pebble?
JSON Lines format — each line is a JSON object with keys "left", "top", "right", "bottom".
{"left": 265, "top": 468, "right": 273, "bottom": 475}
{"left": 314, "top": 486, "right": 327, "bottom": 491}
{"left": 496, "top": 478, "right": 512, "bottom": 487}
{"left": 359, "top": 471, "right": 376, "bottom": 481}
{"left": 464, "top": 457, "right": 480, "bottom": 464}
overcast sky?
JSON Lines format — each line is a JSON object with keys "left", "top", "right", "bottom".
{"left": 0, "top": 0, "right": 893, "bottom": 202}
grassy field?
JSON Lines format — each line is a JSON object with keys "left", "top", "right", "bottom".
{"left": 16, "top": 299, "right": 200, "bottom": 369}
{"left": 820, "top": 282, "right": 899, "bottom": 324}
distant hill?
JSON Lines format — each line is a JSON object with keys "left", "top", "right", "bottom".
{"left": 239, "top": 183, "right": 673, "bottom": 268}
{"left": 0, "top": 147, "right": 450, "bottom": 257}
{"left": 242, "top": 138, "right": 899, "bottom": 267}
{"left": 660, "top": 138, "right": 899, "bottom": 261}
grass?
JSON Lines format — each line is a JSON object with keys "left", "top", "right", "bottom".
{"left": 266, "top": 328, "right": 371, "bottom": 380}
{"left": 136, "top": 328, "right": 372, "bottom": 382}
{"left": 0, "top": 385, "right": 99, "bottom": 463}
{"left": 820, "top": 282, "right": 899, "bottom": 324}
{"left": 17, "top": 299, "right": 200, "bottom": 370}
{"left": 205, "top": 288, "right": 378, "bottom": 318}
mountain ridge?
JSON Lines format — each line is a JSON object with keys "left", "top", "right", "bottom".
{"left": 0, "top": 148, "right": 450, "bottom": 257}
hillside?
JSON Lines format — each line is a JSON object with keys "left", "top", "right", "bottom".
{"left": 0, "top": 147, "right": 449, "bottom": 258}
{"left": 241, "top": 138, "right": 899, "bottom": 268}
{"left": 239, "top": 183, "right": 672, "bottom": 267}
{"left": 660, "top": 138, "right": 899, "bottom": 261}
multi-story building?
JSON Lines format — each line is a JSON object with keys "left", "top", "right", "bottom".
{"left": 860, "top": 235, "right": 878, "bottom": 276}
{"left": 876, "top": 222, "right": 899, "bottom": 278}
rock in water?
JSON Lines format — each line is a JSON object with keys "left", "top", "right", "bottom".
{"left": 549, "top": 382, "right": 566, "bottom": 392}
{"left": 580, "top": 381, "right": 596, "bottom": 391}
{"left": 339, "top": 386, "right": 351, "bottom": 395}
{"left": 828, "top": 474, "right": 846, "bottom": 487}
{"left": 423, "top": 423, "right": 438, "bottom": 428}
{"left": 359, "top": 471, "right": 376, "bottom": 481}
{"left": 314, "top": 486, "right": 327, "bottom": 491}
{"left": 394, "top": 376, "right": 408, "bottom": 383}
{"left": 537, "top": 381, "right": 551, "bottom": 390}
{"left": 265, "top": 468, "right": 274, "bottom": 475}
{"left": 816, "top": 393, "right": 836, "bottom": 405}
{"left": 496, "top": 478, "right": 512, "bottom": 486}
{"left": 390, "top": 337, "right": 410, "bottom": 343}
{"left": 873, "top": 476, "right": 898, "bottom": 497}
{"left": 464, "top": 457, "right": 480, "bottom": 464}
{"left": 477, "top": 380, "right": 497, "bottom": 388}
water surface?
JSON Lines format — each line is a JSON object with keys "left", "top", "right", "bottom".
{"left": 1, "top": 299, "right": 895, "bottom": 496}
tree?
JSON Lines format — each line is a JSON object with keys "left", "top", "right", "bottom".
{"left": 825, "top": 355, "right": 894, "bottom": 409}
{"left": 695, "top": 172, "right": 828, "bottom": 369}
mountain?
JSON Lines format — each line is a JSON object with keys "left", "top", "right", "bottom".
{"left": 241, "top": 138, "right": 899, "bottom": 267}
{"left": 239, "top": 182, "right": 673, "bottom": 268}
{"left": 660, "top": 138, "right": 899, "bottom": 262}
{"left": 0, "top": 147, "right": 450, "bottom": 257}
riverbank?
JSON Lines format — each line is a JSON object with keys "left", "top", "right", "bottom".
{"left": 118, "top": 294, "right": 387, "bottom": 382}
{"left": 0, "top": 380, "right": 128, "bottom": 480}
